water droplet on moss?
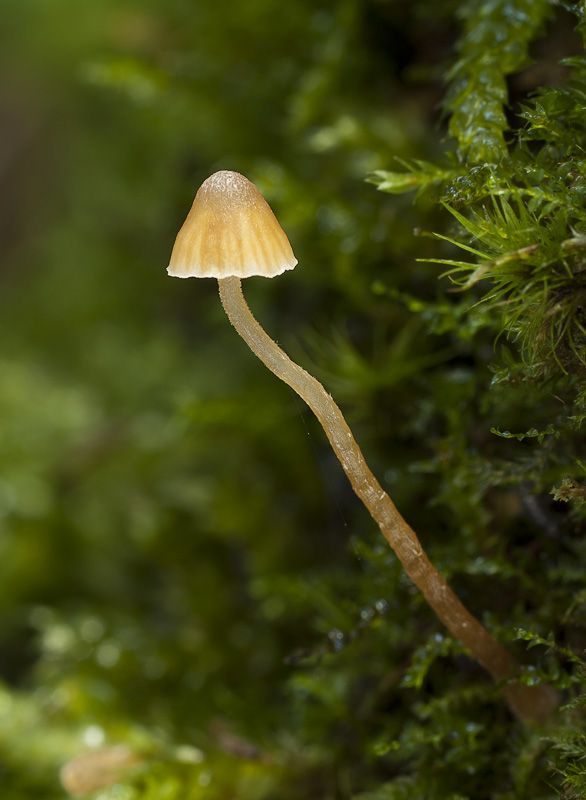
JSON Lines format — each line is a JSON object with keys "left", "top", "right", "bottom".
{"left": 328, "top": 628, "right": 345, "bottom": 652}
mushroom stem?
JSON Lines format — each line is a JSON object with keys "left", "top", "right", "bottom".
{"left": 218, "top": 275, "right": 558, "bottom": 724}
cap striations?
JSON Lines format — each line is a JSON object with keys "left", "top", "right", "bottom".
{"left": 168, "top": 170, "right": 298, "bottom": 279}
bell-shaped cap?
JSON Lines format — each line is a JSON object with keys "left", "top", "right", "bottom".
{"left": 167, "top": 170, "right": 298, "bottom": 279}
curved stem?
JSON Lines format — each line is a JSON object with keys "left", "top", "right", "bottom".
{"left": 218, "top": 276, "right": 557, "bottom": 723}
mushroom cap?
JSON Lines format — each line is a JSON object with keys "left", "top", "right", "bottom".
{"left": 167, "top": 170, "right": 298, "bottom": 279}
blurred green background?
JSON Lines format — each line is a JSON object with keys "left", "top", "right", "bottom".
{"left": 2, "top": 1, "right": 585, "bottom": 798}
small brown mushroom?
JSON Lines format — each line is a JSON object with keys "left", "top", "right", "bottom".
{"left": 167, "top": 170, "right": 557, "bottom": 724}
{"left": 60, "top": 746, "right": 142, "bottom": 797}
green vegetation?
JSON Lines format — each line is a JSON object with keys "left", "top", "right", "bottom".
{"left": 2, "top": 0, "right": 586, "bottom": 797}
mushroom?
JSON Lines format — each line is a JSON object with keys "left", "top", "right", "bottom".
{"left": 167, "top": 170, "right": 557, "bottom": 723}
{"left": 60, "top": 746, "right": 143, "bottom": 797}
